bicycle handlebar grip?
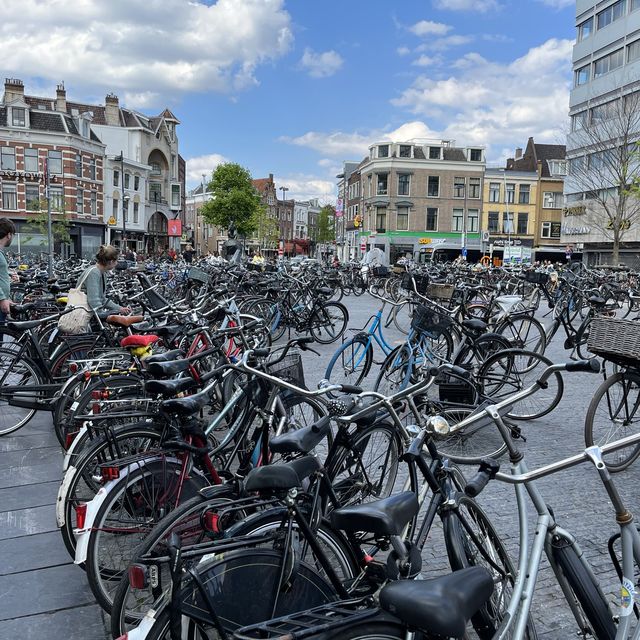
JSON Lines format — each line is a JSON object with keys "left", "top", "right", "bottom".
{"left": 252, "top": 347, "right": 270, "bottom": 358}
{"left": 450, "top": 365, "right": 471, "bottom": 379}
{"left": 311, "top": 415, "right": 332, "bottom": 435}
{"left": 566, "top": 359, "right": 600, "bottom": 374}
{"left": 464, "top": 459, "right": 500, "bottom": 497}
{"left": 338, "top": 384, "right": 363, "bottom": 394}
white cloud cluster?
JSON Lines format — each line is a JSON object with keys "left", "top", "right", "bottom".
{"left": 537, "top": 0, "right": 574, "bottom": 8}
{"left": 0, "top": 0, "right": 293, "bottom": 107}
{"left": 274, "top": 175, "right": 336, "bottom": 202}
{"left": 186, "top": 153, "right": 229, "bottom": 187}
{"left": 432, "top": 0, "right": 500, "bottom": 11}
{"left": 409, "top": 20, "right": 452, "bottom": 36}
{"left": 300, "top": 48, "right": 344, "bottom": 78}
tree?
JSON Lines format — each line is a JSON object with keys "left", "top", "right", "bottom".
{"left": 255, "top": 206, "right": 279, "bottom": 249}
{"left": 23, "top": 198, "right": 71, "bottom": 246}
{"left": 567, "top": 90, "right": 640, "bottom": 265}
{"left": 200, "top": 163, "right": 263, "bottom": 237}
{"left": 316, "top": 204, "right": 336, "bottom": 244}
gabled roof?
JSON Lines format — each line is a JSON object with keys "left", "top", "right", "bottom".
{"left": 506, "top": 137, "right": 566, "bottom": 177}
{"left": 253, "top": 177, "right": 275, "bottom": 192}
{"left": 159, "top": 108, "right": 180, "bottom": 124}
{"left": 30, "top": 110, "right": 67, "bottom": 133}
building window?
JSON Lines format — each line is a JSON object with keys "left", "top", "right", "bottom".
{"left": 453, "top": 177, "right": 465, "bottom": 198}
{"left": 75, "top": 154, "right": 82, "bottom": 178}
{"left": 399, "top": 145, "right": 412, "bottom": 158}
{"left": 150, "top": 183, "right": 162, "bottom": 202}
{"left": 112, "top": 198, "right": 118, "bottom": 220}
{"left": 11, "top": 107, "right": 26, "bottom": 127}
{"left": 134, "top": 175, "right": 140, "bottom": 191}
{"left": 376, "top": 174, "right": 388, "bottom": 196}
{"left": 49, "top": 185, "right": 64, "bottom": 210}
{"left": 124, "top": 173, "right": 130, "bottom": 189}
{"left": 572, "top": 111, "right": 588, "bottom": 131}
{"left": 378, "top": 144, "right": 389, "bottom": 158}
{"left": 171, "top": 184, "right": 181, "bottom": 207}
{"left": 578, "top": 16, "right": 593, "bottom": 41}
{"left": 517, "top": 212, "right": 529, "bottom": 234}
{"left": 47, "top": 150, "right": 62, "bottom": 175}
{"left": 25, "top": 184, "right": 40, "bottom": 211}
{"left": 376, "top": 207, "right": 387, "bottom": 232}
{"left": 467, "top": 209, "right": 479, "bottom": 232}
{"left": 76, "top": 189, "right": 83, "bottom": 214}
{"left": 426, "top": 207, "right": 438, "bottom": 231}
{"left": 597, "top": 0, "right": 626, "bottom": 30}
{"left": 113, "top": 170, "right": 119, "bottom": 187}
{"left": 452, "top": 208, "right": 464, "bottom": 232}
{"left": 633, "top": 0, "right": 640, "bottom": 10}
{"left": 396, "top": 206, "right": 409, "bottom": 231}
{"left": 82, "top": 120, "right": 90, "bottom": 138}
{"left": 150, "top": 161, "right": 161, "bottom": 174}
{"left": 541, "top": 221, "right": 552, "bottom": 238}
{"left": 123, "top": 199, "right": 129, "bottom": 223}
{"left": 488, "top": 211, "right": 499, "bottom": 233}
{"left": 489, "top": 182, "right": 500, "bottom": 202}
{"left": 543, "top": 192, "right": 563, "bottom": 208}
{"left": 469, "top": 177, "right": 481, "bottom": 198}
{"left": 503, "top": 212, "right": 514, "bottom": 234}
{"left": 628, "top": 39, "right": 640, "bottom": 62}
{"left": 549, "top": 160, "right": 568, "bottom": 176}
{"left": 469, "top": 148, "right": 482, "bottom": 162}
{"left": 518, "top": 184, "right": 530, "bottom": 204}
{"left": 90, "top": 191, "right": 97, "bottom": 215}
{"left": 24, "top": 148, "right": 39, "bottom": 172}
{"left": 427, "top": 176, "right": 440, "bottom": 197}
{"left": 506, "top": 183, "right": 515, "bottom": 204}
{"left": 2, "top": 183, "right": 17, "bottom": 210}
{"left": 593, "top": 49, "right": 624, "bottom": 78}
{"left": 397, "top": 173, "right": 410, "bottom": 196}
{"left": 428, "top": 146, "right": 441, "bottom": 160}
{"left": 89, "top": 158, "right": 96, "bottom": 180}
{"left": 1, "top": 147, "right": 16, "bottom": 171}
{"left": 575, "top": 65, "right": 590, "bottom": 86}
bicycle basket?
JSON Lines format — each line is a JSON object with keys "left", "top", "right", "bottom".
{"left": 188, "top": 267, "right": 210, "bottom": 284}
{"left": 267, "top": 352, "right": 306, "bottom": 388}
{"left": 411, "top": 304, "right": 453, "bottom": 336}
{"left": 587, "top": 316, "right": 640, "bottom": 364}
{"left": 522, "top": 270, "right": 549, "bottom": 285}
{"left": 401, "top": 272, "right": 429, "bottom": 294}
{"left": 371, "top": 266, "right": 389, "bottom": 277}
{"left": 425, "top": 283, "right": 455, "bottom": 301}
{"left": 436, "top": 363, "right": 475, "bottom": 405}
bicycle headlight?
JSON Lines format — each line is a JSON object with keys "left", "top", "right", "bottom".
{"left": 429, "top": 416, "right": 451, "bottom": 435}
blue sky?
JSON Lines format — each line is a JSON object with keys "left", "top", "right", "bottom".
{"left": 2, "top": 0, "right": 576, "bottom": 201}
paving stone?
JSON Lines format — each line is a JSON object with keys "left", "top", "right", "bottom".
{"left": 0, "top": 530, "right": 72, "bottom": 574}
{"left": 0, "top": 503, "right": 57, "bottom": 540}
{"left": 0, "top": 479, "right": 59, "bottom": 512}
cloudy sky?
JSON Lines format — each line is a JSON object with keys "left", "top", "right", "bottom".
{"left": 1, "top": 0, "right": 576, "bottom": 201}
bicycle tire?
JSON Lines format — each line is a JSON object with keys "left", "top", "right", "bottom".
{"left": 453, "top": 333, "right": 511, "bottom": 370}
{"left": 584, "top": 371, "right": 640, "bottom": 472}
{"left": 323, "top": 620, "right": 405, "bottom": 640}
{"left": 477, "top": 349, "right": 564, "bottom": 421}
{"left": 391, "top": 299, "right": 417, "bottom": 335}
{"left": 443, "top": 494, "right": 537, "bottom": 640}
{"left": 551, "top": 538, "right": 616, "bottom": 639}
{"left": 0, "top": 348, "right": 43, "bottom": 436}
{"left": 309, "top": 302, "right": 349, "bottom": 344}
{"left": 497, "top": 315, "right": 546, "bottom": 355}
{"left": 373, "top": 344, "right": 413, "bottom": 397}
{"left": 325, "top": 336, "right": 373, "bottom": 390}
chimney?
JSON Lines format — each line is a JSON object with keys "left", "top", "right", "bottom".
{"left": 105, "top": 93, "right": 120, "bottom": 126}
{"left": 3, "top": 78, "right": 24, "bottom": 104}
{"left": 515, "top": 147, "right": 523, "bottom": 160}
{"left": 56, "top": 82, "right": 66, "bottom": 112}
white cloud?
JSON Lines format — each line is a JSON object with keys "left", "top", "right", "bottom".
{"left": 424, "top": 34, "right": 474, "bottom": 51}
{"left": 0, "top": 0, "right": 293, "bottom": 106}
{"left": 537, "top": 0, "right": 574, "bottom": 8}
{"left": 391, "top": 38, "right": 573, "bottom": 161}
{"left": 397, "top": 46, "right": 411, "bottom": 56}
{"left": 274, "top": 175, "right": 336, "bottom": 202}
{"left": 300, "top": 48, "right": 344, "bottom": 78}
{"left": 408, "top": 20, "right": 452, "bottom": 36}
{"left": 412, "top": 55, "right": 440, "bottom": 67}
{"left": 432, "top": 0, "right": 500, "bottom": 11}
{"left": 186, "top": 153, "right": 229, "bottom": 187}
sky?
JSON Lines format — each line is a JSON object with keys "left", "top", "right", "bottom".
{"left": 1, "top": 0, "right": 577, "bottom": 202}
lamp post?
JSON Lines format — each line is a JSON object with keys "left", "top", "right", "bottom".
{"left": 279, "top": 186, "right": 289, "bottom": 256}
{"left": 500, "top": 169, "right": 511, "bottom": 263}
{"left": 114, "top": 151, "right": 128, "bottom": 250}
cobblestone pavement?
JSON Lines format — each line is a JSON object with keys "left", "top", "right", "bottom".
{"left": 0, "top": 292, "right": 637, "bottom": 639}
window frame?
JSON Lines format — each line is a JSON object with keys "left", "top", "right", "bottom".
{"left": 113, "top": 170, "right": 119, "bottom": 187}
{"left": 24, "top": 148, "right": 39, "bottom": 173}
{"left": 506, "top": 183, "right": 515, "bottom": 204}
{"left": 1, "top": 183, "right": 17, "bottom": 210}
{"left": 517, "top": 212, "right": 529, "bottom": 235}
{"left": 453, "top": 177, "right": 466, "bottom": 199}
{"left": 426, "top": 207, "right": 438, "bottom": 232}
{"left": 375, "top": 207, "right": 387, "bottom": 233}
{"left": 398, "top": 145, "right": 412, "bottom": 158}
{"left": 376, "top": 173, "right": 388, "bottom": 196}
{"left": 47, "top": 150, "right": 62, "bottom": 175}
{"left": 90, "top": 191, "right": 97, "bottom": 216}
{"left": 25, "top": 183, "right": 40, "bottom": 211}
{"left": 1, "top": 147, "right": 16, "bottom": 171}
{"left": 397, "top": 173, "right": 411, "bottom": 196}
{"left": 578, "top": 16, "right": 593, "bottom": 41}
{"left": 75, "top": 153, "right": 83, "bottom": 178}
{"left": 11, "top": 107, "right": 26, "bottom": 128}
{"left": 49, "top": 185, "right": 64, "bottom": 210}
{"left": 503, "top": 211, "right": 514, "bottom": 234}
{"left": 428, "top": 146, "right": 441, "bottom": 160}
{"left": 597, "top": 0, "right": 626, "bottom": 30}
{"left": 396, "top": 206, "right": 409, "bottom": 231}
{"left": 575, "top": 65, "right": 590, "bottom": 86}
{"left": 541, "top": 221, "right": 552, "bottom": 238}
{"left": 378, "top": 144, "right": 389, "bottom": 158}
{"left": 488, "top": 211, "right": 499, "bottom": 233}
{"left": 518, "top": 184, "right": 530, "bottom": 205}
{"left": 452, "top": 208, "right": 465, "bottom": 233}
{"left": 427, "top": 175, "right": 440, "bottom": 198}
{"left": 467, "top": 208, "right": 479, "bottom": 233}
{"left": 468, "top": 177, "right": 481, "bottom": 199}
{"left": 89, "top": 158, "right": 96, "bottom": 181}
{"left": 76, "top": 189, "right": 84, "bottom": 214}
{"left": 489, "top": 182, "right": 501, "bottom": 203}
{"left": 469, "top": 148, "right": 482, "bottom": 162}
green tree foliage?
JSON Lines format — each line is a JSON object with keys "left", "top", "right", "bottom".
{"left": 316, "top": 204, "right": 336, "bottom": 244}
{"left": 201, "top": 163, "right": 263, "bottom": 237}
{"left": 23, "top": 198, "right": 71, "bottom": 245}
{"left": 255, "top": 206, "right": 279, "bottom": 248}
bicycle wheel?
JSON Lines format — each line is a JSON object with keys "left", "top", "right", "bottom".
{"left": 326, "top": 620, "right": 405, "bottom": 640}
{"left": 85, "top": 457, "right": 207, "bottom": 613}
{"left": 0, "top": 348, "right": 43, "bottom": 436}
{"left": 309, "top": 302, "right": 349, "bottom": 344}
{"left": 325, "top": 336, "right": 373, "bottom": 390}
{"left": 143, "top": 549, "right": 339, "bottom": 639}
{"left": 584, "top": 371, "right": 640, "bottom": 472}
{"left": 497, "top": 315, "right": 546, "bottom": 355}
{"left": 477, "top": 349, "right": 564, "bottom": 421}
{"left": 550, "top": 538, "right": 616, "bottom": 640}
{"left": 373, "top": 344, "right": 413, "bottom": 397}
{"left": 327, "top": 422, "right": 402, "bottom": 506}
{"left": 443, "top": 494, "right": 537, "bottom": 640}
{"left": 392, "top": 299, "right": 417, "bottom": 335}
{"left": 453, "top": 333, "right": 511, "bottom": 371}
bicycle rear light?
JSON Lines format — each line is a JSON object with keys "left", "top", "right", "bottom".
{"left": 128, "top": 564, "right": 149, "bottom": 589}
{"left": 75, "top": 503, "right": 87, "bottom": 529}
{"left": 204, "top": 511, "right": 221, "bottom": 534}
{"left": 100, "top": 465, "right": 120, "bottom": 482}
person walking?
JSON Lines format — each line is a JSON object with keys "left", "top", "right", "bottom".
{"left": 183, "top": 244, "right": 195, "bottom": 264}
{"left": 79, "top": 245, "right": 130, "bottom": 314}
{"left": 0, "top": 218, "right": 16, "bottom": 330}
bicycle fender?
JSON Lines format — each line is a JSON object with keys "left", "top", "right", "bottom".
{"left": 56, "top": 465, "right": 79, "bottom": 527}
{"left": 62, "top": 422, "right": 89, "bottom": 472}
{"left": 122, "top": 609, "right": 158, "bottom": 640}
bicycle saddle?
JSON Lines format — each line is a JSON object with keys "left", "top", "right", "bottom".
{"left": 245, "top": 456, "right": 320, "bottom": 492}
{"left": 144, "top": 377, "right": 197, "bottom": 397}
{"left": 330, "top": 491, "right": 419, "bottom": 536}
{"left": 160, "top": 387, "right": 210, "bottom": 416}
{"left": 145, "top": 349, "right": 185, "bottom": 364}
{"left": 269, "top": 416, "right": 331, "bottom": 455}
{"left": 379, "top": 566, "right": 494, "bottom": 638}
{"left": 107, "top": 314, "right": 145, "bottom": 327}
{"left": 146, "top": 358, "right": 191, "bottom": 378}
{"left": 462, "top": 318, "right": 487, "bottom": 332}
{"left": 6, "top": 319, "right": 42, "bottom": 331}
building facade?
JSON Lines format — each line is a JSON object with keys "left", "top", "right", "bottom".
{"left": 565, "top": 0, "right": 640, "bottom": 264}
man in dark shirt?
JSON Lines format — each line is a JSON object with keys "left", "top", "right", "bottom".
{"left": 0, "top": 218, "right": 16, "bottom": 324}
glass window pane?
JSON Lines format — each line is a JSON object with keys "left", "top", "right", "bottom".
{"left": 1, "top": 147, "right": 16, "bottom": 171}
{"left": 48, "top": 150, "right": 62, "bottom": 175}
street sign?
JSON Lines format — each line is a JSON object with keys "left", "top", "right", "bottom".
{"left": 108, "top": 216, "right": 116, "bottom": 226}
{"left": 360, "top": 243, "right": 366, "bottom": 251}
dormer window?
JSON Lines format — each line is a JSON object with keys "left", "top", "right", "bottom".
{"left": 469, "top": 148, "right": 482, "bottom": 162}
{"left": 12, "top": 108, "right": 26, "bottom": 127}
{"left": 549, "top": 160, "right": 568, "bottom": 176}
{"left": 378, "top": 145, "right": 389, "bottom": 158}
{"left": 429, "top": 146, "right": 441, "bottom": 160}
{"left": 82, "top": 120, "right": 90, "bottom": 138}
{"left": 399, "top": 145, "right": 412, "bottom": 158}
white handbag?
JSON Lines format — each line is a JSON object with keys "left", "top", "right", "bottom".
{"left": 57, "top": 267, "right": 95, "bottom": 334}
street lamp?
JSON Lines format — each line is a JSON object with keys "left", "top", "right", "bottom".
{"left": 279, "top": 186, "right": 289, "bottom": 255}
{"left": 114, "top": 151, "right": 128, "bottom": 250}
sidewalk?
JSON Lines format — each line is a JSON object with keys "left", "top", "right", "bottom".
{"left": 0, "top": 412, "right": 106, "bottom": 639}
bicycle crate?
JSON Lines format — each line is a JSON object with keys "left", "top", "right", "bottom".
{"left": 426, "top": 283, "right": 456, "bottom": 301}
{"left": 522, "top": 270, "right": 549, "bottom": 285}
{"left": 587, "top": 316, "right": 640, "bottom": 363}
{"left": 187, "top": 267, "right": 210, "bottom": 284}
{"left": 436, "top": 363, "right": 475, "bottom": 405}
{"left": 267, "top": 352, "right": 306, "bottom": 388}
{"left": 411, "top": 304, "right": 453, "bottom": 336}
{"left": 371, "top": 265, "right": 389, "bottom": 277}
{"left": 401, "top": 272, "right": 430, "bottom": 294}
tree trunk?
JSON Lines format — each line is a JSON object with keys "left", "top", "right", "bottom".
{"left": 612, "top": 229, "right": 620, "bottom": 266}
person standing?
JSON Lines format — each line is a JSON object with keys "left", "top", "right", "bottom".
{"left": 0, "top": 218, "right": 16, "bottom": 326}
{"left": 183, "top": 244, "right": 195, "bottom": 264}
